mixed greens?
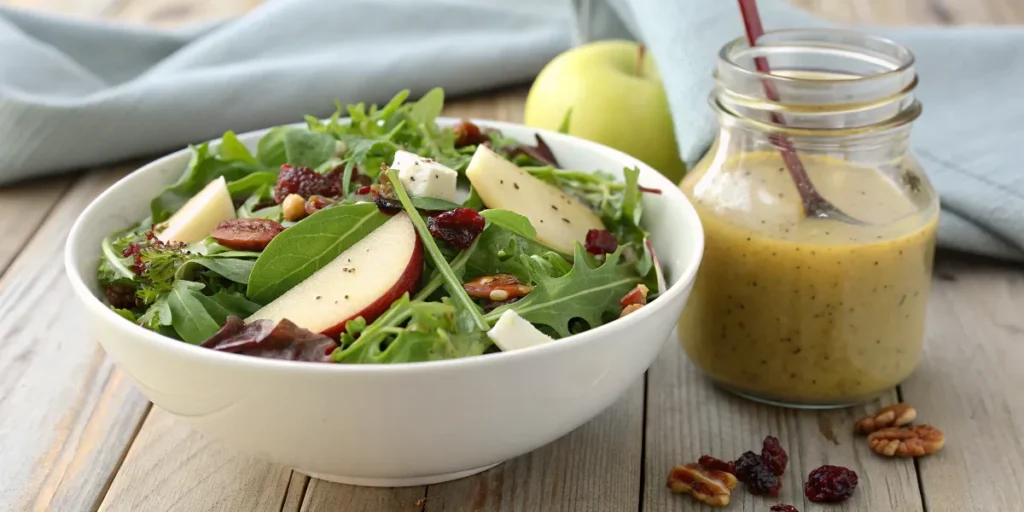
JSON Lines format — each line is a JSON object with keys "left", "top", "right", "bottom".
{"left": 97, "top": 89, "right": 664, "bottom": 364}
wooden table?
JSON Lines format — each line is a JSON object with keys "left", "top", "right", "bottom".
{"left": 2, "top": 1, "right": 1022, "bottom": 511}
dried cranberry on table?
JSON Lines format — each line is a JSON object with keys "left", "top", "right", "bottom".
{"left": 733, "top": 451, "right": 781, "bottom": 496}
{"left": 770, "top": 505, "right": 799, "bottom": 512}
{"left": 428, "top": 208, "right": 485, "bottom": 249}
{"left": 585, "top": 229, "right": 618, "bottom": 255}
{"left": 452, "top": 119, "right": 488, "bottom": 147}
{"left": 804, "top": 465, "right": 858, "bottom": 503}
{"left": 761, "top": 435, "right": 788, "bottom": 476}
{"left": 697, "top": 455, "right": 735, "bottom": 474}
{"left": 273, "top": 164, "right": 342, "bottom": 203}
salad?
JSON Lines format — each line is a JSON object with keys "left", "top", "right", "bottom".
{"left": 97, "top": 89, "right": 666, "bottom": 364}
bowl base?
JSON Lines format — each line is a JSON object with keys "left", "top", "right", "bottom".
{"left": 299, "top": 462, "right": 501, "bottom": 487}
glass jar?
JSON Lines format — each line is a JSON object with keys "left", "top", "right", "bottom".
{"left": 677, "top": 30, "right": 939, "bottom": 408}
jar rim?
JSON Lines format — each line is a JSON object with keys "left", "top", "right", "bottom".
{"left": 718, "top": 28, "right": 916, "bottom": 86}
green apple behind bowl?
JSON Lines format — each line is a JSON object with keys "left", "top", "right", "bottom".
{"left": 524, "top": 40, "right": 686, "bottom": 183}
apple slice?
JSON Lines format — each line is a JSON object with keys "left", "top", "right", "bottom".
{"left": 247, "top": 213, "right": 423, "bottom": 337}
{"left": 465, "top": 145, "right": 605, "bottom": 254}
{"left": 157, "top": 176, "right": 235, "bottom": 244}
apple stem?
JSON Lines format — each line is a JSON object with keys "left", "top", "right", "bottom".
{"left": 636, "top": 44, "right": 645, "bottom": 76}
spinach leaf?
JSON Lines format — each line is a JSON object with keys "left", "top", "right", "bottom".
{"left": 151, "top": 143, "right": 261, "bottom": 222}
{"left": 284, "top": 129, "right": 337, "bottom": 168}
{"left": 485, "top": 245, "right": 641, "bottom": 337}
{"left": 479, "top": 209, "right": 537, "bottom": 240}
{"left": 217, "top": 131, "right": 257, "bottom": 164}
{"left": 227, "top": 172, "right": 278, "bottom": 198}
{"left": 411, "top": 196, "right": 461, "bottom": 212}
{"left": 247, "top": 203, "right": 388, "bottom": 303}
{"left": 209, "top": 289, "right": 263, "bottom": 316}
{"left": 166, "top": 281, "right": 221, "bottom": 344}
{"left": 175, "top": 257, "right": 255, "bottom": 284}
{"left": 256, "top": 126, "right": 337, "bottom": 169}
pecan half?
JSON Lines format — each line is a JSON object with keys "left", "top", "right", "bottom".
{"left": 867, "top": 425, "right": 945, "bottom": 457}
{"left": 463, "top": 274, "right": 532, "bottom": 301}
{"left": 667, "top": 463, "right": 738, "bottom": 507}
{"left": 211, "top": 218, "right": 285, "bottom": 251}
{"left": 305, "top": 195, "right": 335, "bottom": 216}
{"left": 855, "top": 403, "right": 917, "bottom": 434}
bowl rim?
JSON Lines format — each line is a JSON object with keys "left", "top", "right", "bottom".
{"left": 65, "top": 118, "right": 704, "bottom": 375}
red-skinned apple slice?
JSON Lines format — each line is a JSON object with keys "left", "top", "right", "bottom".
{"left": 247, "top": 213, "right": 423, "bottom": 337}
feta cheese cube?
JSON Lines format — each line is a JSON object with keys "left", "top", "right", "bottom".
{"left": 392, "top": 150, "right": 458, "bottom": 202}
{"left": 487, "top": 310, "right": 554, "bottom": 352}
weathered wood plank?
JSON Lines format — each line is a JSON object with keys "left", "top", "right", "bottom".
{"left": 98, "top": 408, "right": 295, "bottom": 512}
{"left": 0, "top": 177, "right": 73, "bottom": 275}
{"left": 300, "top": 480, "right": 426, "bottom": 512}
{"left": 0, "top": 167, "right": 152, "bottom": 512}
{"left": 424, "top": 379, "right": 644, "bottom": 512}
{"left": 900, "top": 256, "right": 1024, "bottom": 512}
{"left": 642, "top": 339, "right": 923, "bottom": 512}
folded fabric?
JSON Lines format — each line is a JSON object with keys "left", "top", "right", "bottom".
{"left": 574, "top": 0, "right": 1024, "bottom": 261}
{"left": 0, "top": 0, "right": 570, "bottom": 183}
{"left": 2, "top": 0, "right": 1022, "bottom": 261}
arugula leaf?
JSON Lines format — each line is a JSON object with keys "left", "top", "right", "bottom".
{"left": 138, "top": 295, "right": 171, "bottom": 330}
{"left": 166, "top": 281, "right": 221, "bottom": 344}
{"left": 332, "top": 294, "right": 490, "bottom": 363}
{"left": 209, "top": 289, "right": 263, "bottom": 316}
{"left": 464, "top": 224, "right": 563, "bottom": 283}
{"left": 247, "top": 203, "right": 388, "bottom": 303}
{"left": 386, "top": 168, "right": 489, "bottom": 332}
{"left": 151, "top": 143, "right": 261, "bottom": 222}
{"left": 217, "top": 131, "right": 257, "bottom": 164}
{"left": 175, "top": 257, "right": 255, "bottom": 284}
{"left": 408, "top": 88, "right": 444, "bottom": 126}
{"left": 479, "top": 209, "right": 537, "bottom": 240}
{"left": 485, "top": 245, "right": 641, "bottom": 337}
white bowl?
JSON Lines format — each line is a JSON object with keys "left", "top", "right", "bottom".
{"left": 65, "top": 119, "right": 704, "bottom": 487}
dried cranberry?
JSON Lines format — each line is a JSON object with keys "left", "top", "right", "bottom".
{"left": 697, "top": 455, "right": 734, "bottom": 474}
{"left": 805, "top": 465, "right": 858, "bottom": 503}
{"left": 452, "top": 119, "right": 487, "bottom": 147}
{"left": 761, "top": 436, "right": 788, "bottom": 476}
{"left": 354, "top": 185, "right": 372, "bottom": 195}
{"left": 734, "top": 451, "right": 781, "bottom": 496}
{"left": 273, "top": 164, "right": 342, "bottom": 203}
{"left": 585, "top": 229, "right": 618, "bottom": 255}
{"left": 428, "top": 208, "right": 485, "bottom": 249}
{"left": 770, "top": 505, "right": 799, "bottom": 512}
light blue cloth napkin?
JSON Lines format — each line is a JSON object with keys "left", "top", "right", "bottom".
{"left": 1, "top": 0, "right": 1022, "bottom": 260}
{"left": 574, "top": 0, "right": 1024, "bottom": 261}
{"left": 0, "top": 0, "right": 571, "bottom": 181}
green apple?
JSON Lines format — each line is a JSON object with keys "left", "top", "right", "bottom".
{"left": 524, "top": 40, "right": 686, "bottom": 183}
